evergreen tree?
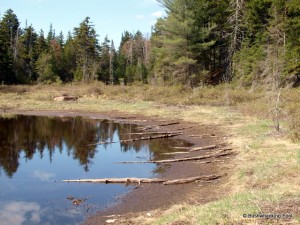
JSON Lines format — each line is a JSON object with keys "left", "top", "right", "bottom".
{"left": 47, "top": 24, "right": 54, "bottom": 44}
{"left": 152, "top": 0, "right": 198, "bottom": 85}
{"left": 285, "top": 0, "right": 300, "bottom": 86}
{"left": 63, "top": 33, "right": 76, "bottom": 82}
{"left": 35, "top": 29, "right": 47, "bottom": 55}
{"left": 36, "top": 52, "right": 59, "bottom": 83}
{"left": 73, "top": 17, "right": 100, "bottom": 81}
{"left": 16, "top": 25, "right": 38, "bottom": 82}
{"left": 98, "top": 36, "right": 110, "bottom": 83}
{"left": 0, "top": 9, "right": 20, "bottom": 83}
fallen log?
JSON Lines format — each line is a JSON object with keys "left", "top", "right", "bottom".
{"left": 163, "top": 175, "right": 221, "bottom": 185}
{"left": 172, "top": 146, "right": 191, "bottom": 150}
{"left": 189, "top": 145, "right": 217, "bottom": 152}
{"left": 88, "top": 133, "right": 180, "bottom": 146}
{"left": 117, "top": 149, "right": 231, "bottom": 164}
{"left": 164, "top": 148, "right": 232, "bottom": 155}
{"left": 115, "top": 116, "right": 136, "bottom": 119}
{"left": 188, "top": 134, "right": 217, "bottom": 138}
{"left": 62, "top": 178, "right": 165, "bottom": 184}
{"left": 162, "top": 151, "right": 189, "bottom": 155}
{"left": 120, "top": 133, "right": 180, "bottom": 142}
{"left": 62, "top": 175, "right": 221, "bottom": 186}
{"left": 136, "top": 122, "right": 180, "bottom": 131}
{"left": 124, "top": 131, "right": 182, "bottom": 135}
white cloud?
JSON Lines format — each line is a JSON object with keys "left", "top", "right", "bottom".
{"left": 135, "top": 15, "right": 146, "bottom": 20}
{"left": 151, "top": 11, "right": 164, "bottom": 18}
{"left": 133, "top": 0, "right": 158, "bottom": 8}
{"left": 0, "top": 202, "right": 41, "bottom": 225}
{"left": 33, "top": 171, "right": 55, "bottom": 181}
{"left": 141, "top": 0, "right": 157, "bottom": 6}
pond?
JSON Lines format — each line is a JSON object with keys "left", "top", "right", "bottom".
{"left": 0, "top": 115, "right": 188, "bottom": 225}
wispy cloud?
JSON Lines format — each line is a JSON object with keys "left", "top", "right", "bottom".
{"left": 133, "top": 0, "right": 158, "bottom": 8}
{"left": 151, "top": 11, "right": 164, "bottom": 18}
{"left": 135, "top": 15, "right": 146, "bottom": 20}
{"left": 141, "top": 0, "right": 157, "bottom": 6}
{"left": 0, "top": 202, "right": 41, "bottom": 225}
{"left": 33, "top": 171, "right": 55, "bottom": 181}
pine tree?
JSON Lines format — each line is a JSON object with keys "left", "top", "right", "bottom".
{"left": 285, "top": 0, "right": 300, "bottom": 86}
{"left": 152, "top": 0, "right": 198, "bottom": 85}
{"left": 16, "top": 25, "right": 38, "bottom": 82}
{"left": 63, "top": 33, "right": 76, "bottom": 81}
{"left": 73, "top": 17, "right": 100, "bottom": 81}
{"left": 98, "top": 36, "right": 110, "bottom": 83}
{"left": 0, "top": 9, "right": 20, "bottom": 83}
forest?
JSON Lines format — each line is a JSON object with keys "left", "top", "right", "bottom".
{"left": 0, "top": 0, "right": 299, "bottom": 87}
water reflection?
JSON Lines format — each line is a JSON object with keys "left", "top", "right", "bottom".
{"left": 0, "top": 115, "right": 184, "bottom": 177}
{"left": 0, "top": 115, "right": 189, "bottom": 224}
{"left": 0, "top": 201, "right": 41, "bottom": 225}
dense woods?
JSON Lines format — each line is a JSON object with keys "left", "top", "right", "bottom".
{"left": 0, "top": 0, "right": 299, "bottom": 87}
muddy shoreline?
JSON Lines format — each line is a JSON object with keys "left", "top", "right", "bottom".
{"left": 6, "top": 110, "right": 231, "bottom": 225}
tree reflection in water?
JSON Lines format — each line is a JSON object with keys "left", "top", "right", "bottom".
{"left": 0, "top": 115, "right": 189, "bottom": 178}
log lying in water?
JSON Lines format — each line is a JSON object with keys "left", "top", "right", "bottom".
{"left": 138, "top": 122, "right": 180, "bottom": 131}
{"left": 117, "top": 149, "right": 232, "bottom": 164}
{"left": 89, "top": 133, "right": 180, "bottom": 146}
{"left": 63, "top": 178, "right": 165, "bottom": 184}
{"left": 62, "top": 175, "right": 221, "bottom": 185}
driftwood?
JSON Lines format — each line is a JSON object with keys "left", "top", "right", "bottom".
{"left": 188, "top": 134, "right": 217, "bottom": 138}
{"left": 137, "top": 122, "right": 180, "bottom": 131}
{"left": 164, "top": 147, "right": 232, "bottom": 155}
{"left": 115, "top": 116, "right": 137, "bottom": 120}
{"left": 162, "top": 151, "right": 188, "bottom": 155}
{"left": 172, "top": 146, "right": 191, "bottom": 150}
{"left": 117, "top": 149, "right": 232, "bottom": 164}
{"left": 163, "top": 175, "right": 220, "bottom": 185}
{"left": 124, "top": 131, "right": 182, "bottom": 135}
{"left": 172, "top": 144, "right": 219, "bottom": 151}
{"left": 62, "top": 175, "right": 220, "bottom": 186}
{"left": 89, "top": 133, "right": 180, "bottom": 146}
{"left": 189, "top": 145, "right": 217, "bottom": 152}
{"left": 63, "top": 178, "right": 165, "bottom": 184}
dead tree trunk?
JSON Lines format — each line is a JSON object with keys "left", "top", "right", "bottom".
{"left": 62, "top": 175, "right": 221, "bottom": 185}
{"left": 117, "top": 149, "right": 232, "bottom": 164}
{"left": 89, "top": 133, "right": 180, "bottom": 146}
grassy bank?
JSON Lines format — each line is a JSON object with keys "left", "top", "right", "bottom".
{"left": 0, "top": 83, "right": 299, "bottom": 224}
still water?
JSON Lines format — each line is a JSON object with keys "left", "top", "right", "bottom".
{"left": 0, "top": 115, "right": 188, "bottom": 225}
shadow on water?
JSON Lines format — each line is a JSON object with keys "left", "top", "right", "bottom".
{"left": 0, "top": 115, "right": 190, "bottom": 225}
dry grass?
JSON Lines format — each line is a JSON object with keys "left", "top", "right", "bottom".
{"left": 1, "top": 82, "right": 300, "bottom": 224}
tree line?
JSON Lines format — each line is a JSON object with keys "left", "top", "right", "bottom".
{"left": 0, "top": 0, "right": 299, "bottom": 87}
{"left": 0, "top": 10, "right": 150, "bottom": 85}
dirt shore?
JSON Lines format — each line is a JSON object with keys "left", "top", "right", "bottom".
{"left": 8, "top": 110, "right": 233, "bottom": 225}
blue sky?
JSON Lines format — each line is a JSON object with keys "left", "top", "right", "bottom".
{"left": 1, "top": 0, "right": 165, "bottom": 47}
